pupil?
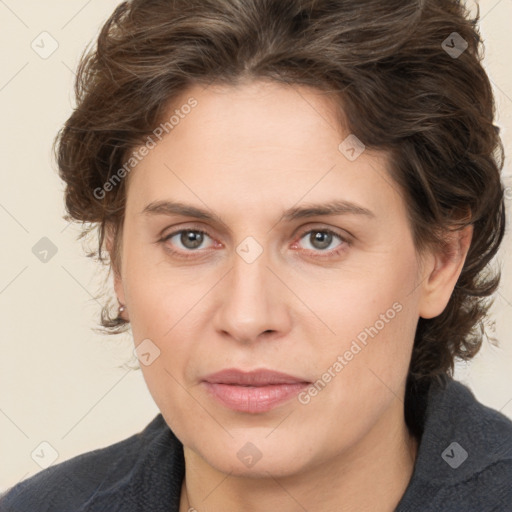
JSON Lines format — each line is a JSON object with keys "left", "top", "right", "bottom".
{"left": 312, "top": 231, "right": 331, "bottom": 250}
{"left": 182, "top": 231, "right": 203, "bottom": 249}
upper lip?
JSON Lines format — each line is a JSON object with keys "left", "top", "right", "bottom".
{"left": 203, "top": 368, "right": 310, "bottom": 386}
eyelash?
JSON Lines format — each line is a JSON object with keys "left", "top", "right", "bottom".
{"left": 159, "top": 226, "right": 350, "bottom": 260}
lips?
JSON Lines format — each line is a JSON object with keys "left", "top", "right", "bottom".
{"left": 203, "top": 368, "right": 308, "bottom": 386}
{"left": 202, "top": 368, "right": 310, "bottom": 413}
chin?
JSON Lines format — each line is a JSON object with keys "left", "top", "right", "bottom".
{"left": 195, "top": 440, "right": 314, "bottom": 479}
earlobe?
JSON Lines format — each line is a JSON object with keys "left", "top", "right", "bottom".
{"left": 105, "top": 223, "right": 127, "bottom": 318}
{"left": 113, "top": 268, "right": 128, "bottom": 321}
{"left": 418, "top": 225, "right": 473, "bottom": 319}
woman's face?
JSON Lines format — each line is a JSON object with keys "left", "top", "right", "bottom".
{"left": 114, "top": 80, "right": 431, "bottom": 477}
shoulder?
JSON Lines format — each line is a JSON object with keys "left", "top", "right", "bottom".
{"left": 398, "top": 376, "right": 512, "bottom": 511}
{"left": 405, "top": 458, "right": 512, "bottom": 511}
{"left": 0, "top": 414, "right": 184, "bottom": 512}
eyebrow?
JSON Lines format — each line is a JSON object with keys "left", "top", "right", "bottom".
{"left": 141, "top": 199, "right": 375, "bottom": 224}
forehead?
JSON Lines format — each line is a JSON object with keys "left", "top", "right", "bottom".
{"left": 139, "top": 81, "right": 335, "bottom": 168}
{"left": 125, "top": 80, "right": 405, "bottom": 223}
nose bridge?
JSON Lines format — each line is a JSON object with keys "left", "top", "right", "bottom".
{"left": 212, "top": 239, "right": 289, "bottom": 342}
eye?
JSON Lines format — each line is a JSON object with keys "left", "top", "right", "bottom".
{"left": 162, "top": 229, "right": 215, "bottom": 252}
{"left": 295, "top": 228, "right": 348, "bottom": 255}
{"left": 159, "top": 226, "right": 350, "bottom": 260}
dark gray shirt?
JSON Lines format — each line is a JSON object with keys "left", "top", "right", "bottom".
{"left": 2, "top": 375, "right": 512, "bottom": 511}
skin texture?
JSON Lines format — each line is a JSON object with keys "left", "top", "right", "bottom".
{"left": 109, "top": 80, "right": 472, "bottom": 511}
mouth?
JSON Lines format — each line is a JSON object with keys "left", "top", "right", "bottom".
{"left": 202, "top": 368, "right": 311, "bottom": 413}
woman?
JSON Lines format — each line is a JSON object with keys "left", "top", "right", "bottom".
{"left": 2, "top": 0, "right": 511, "bottom": 510}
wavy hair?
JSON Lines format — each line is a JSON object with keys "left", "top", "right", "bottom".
{"left": 54, "top": 0, "right": 506, "bottom": 436}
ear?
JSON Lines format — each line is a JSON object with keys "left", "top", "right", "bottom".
{"left": 105, "top": 223, "right": 126, "bottom": 313}
{"left": 418, "top": 224, "right": 473, "bottom": 319}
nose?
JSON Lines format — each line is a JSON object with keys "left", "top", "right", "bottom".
{"left": 212, "top": 244, "right": 292, "bottom": 344}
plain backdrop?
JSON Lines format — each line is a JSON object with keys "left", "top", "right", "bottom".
{"left": 1, "top": 0, "right": 511, "bottom": 492}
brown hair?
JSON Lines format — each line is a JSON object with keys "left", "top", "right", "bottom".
{"left": 54, "top": 0, "right": 505, "bottom": 434}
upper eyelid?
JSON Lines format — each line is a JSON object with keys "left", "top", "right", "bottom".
{"left": 162, "top": 220, "right": 350, "bottom": 235}
{"left": 297, "top": 226, "right": 347, "bottom": 239}
{"left": 162, "top": 227, "right": 214, "bottom": 243}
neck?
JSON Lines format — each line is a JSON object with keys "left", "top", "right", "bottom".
{"left": 179, "top": 400, "right": 418, "bottom": 512}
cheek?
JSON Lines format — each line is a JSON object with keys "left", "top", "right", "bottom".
{"left": 316, "top": 252, "right": 418, "bottom": 345}
{"left": 122, "top": 240, "right": 205, "bottom": 339}
{"left": 307, "top": 248, "right": 420, "bottom": 399}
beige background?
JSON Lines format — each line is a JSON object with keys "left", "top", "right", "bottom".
{"left": 1, "top": 0, "right": 511, "bottom": 491}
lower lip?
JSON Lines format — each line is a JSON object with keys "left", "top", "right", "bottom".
{"left": 203, "top": 382, "right": 309, "bottom": 413}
